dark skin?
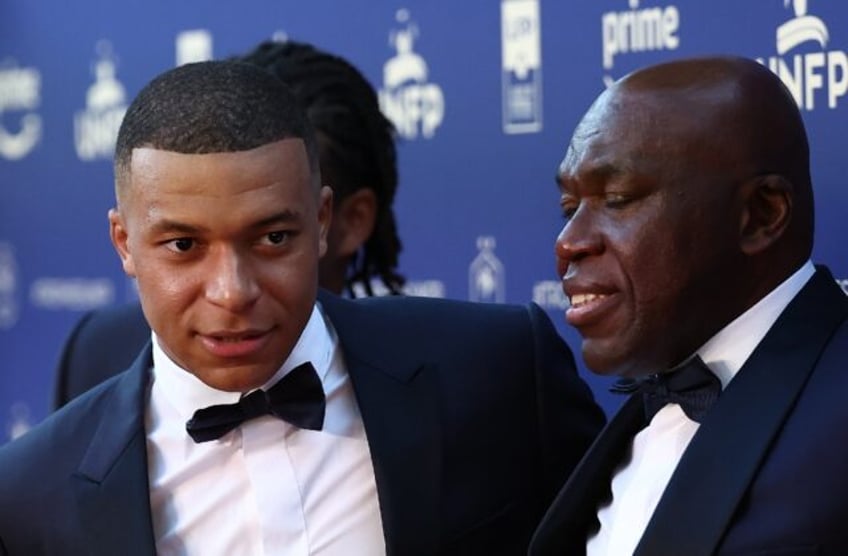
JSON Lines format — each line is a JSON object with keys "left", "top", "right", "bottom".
{"left": 318, "top": 187, "right": 377, "bottom": 294}
{"left": 314, "top": 131, "right": 378, "bottom": 294}
{"left": 555, "top": 56, "right": 814, "bottom": 378}
{"left": 110, "top": 140, "right": 333, "bottom": 392}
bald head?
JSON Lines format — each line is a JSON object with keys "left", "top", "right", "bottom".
{"left": 622, "top": 56, "right": 811, "bottom": 201}
{"left": 585, "top": 56, "right": 814, "bottom": 262}
{"left": 555, "top": 56, "right": 816, "bottom": 376}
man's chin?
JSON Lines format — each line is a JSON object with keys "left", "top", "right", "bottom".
{"left": 582, "top": 341, "right": 654, "bottom": 378}
{"left": 191, "top": 364, "right": 279, "bottom": 393}
{"left": 582, "top": 339, "right": 621, "bottom": 376}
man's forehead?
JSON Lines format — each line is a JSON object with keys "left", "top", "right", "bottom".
{"left": 557, "top": 149, "right": 630, "bottom": 193}
{"left": 124, "top": 139, "right": 311, "bottom": 191}
{"left": 129, "top": 138, "right": 308, "bottom": 167}
{"left": 117, "top": 138, "right": 317, "bottom": 211}
{"left": 558, "top": 107, "right": 627, "bottom": 178}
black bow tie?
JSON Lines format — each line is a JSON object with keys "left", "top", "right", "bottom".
{"left": 186, "top": 362, "right": 326, "bottom": 443}
{"left": 610, "top": 355, "right": 721, "bottom": 423}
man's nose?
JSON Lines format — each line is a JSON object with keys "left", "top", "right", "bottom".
{"left": 204, "top": 247, "right": 260, "bottom": 312}
{"left": 555, "top": 206, "right": 603, "bottom": 268}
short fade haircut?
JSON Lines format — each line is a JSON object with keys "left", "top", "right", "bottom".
{"left": 114, "top": 60, "right": 319, "bottom": 192}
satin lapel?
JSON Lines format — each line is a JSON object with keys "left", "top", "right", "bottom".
{"left": 636, "top": 269, "right": 848, "bottom": 556}
{"left": 72, "top": 345, "right": 156, "bottom": 556}
{"left": 530, "top": 393, "right": 646, "bottom": 556}
{"left": 319, "top": 293, "right": 442, "bottom": 556}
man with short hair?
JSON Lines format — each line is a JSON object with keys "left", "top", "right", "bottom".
{"left": 52, "top": 40, "right": 406, "bottom": 408}
{"left": 530, "top": 56, "right": 848, "bottom": 555}
{"left": 0, "top": 60, "right": 603, "bottom": 555}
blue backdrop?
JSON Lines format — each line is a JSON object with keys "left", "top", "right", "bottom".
{"left": 2, "top": 0, "right": 847, "bottom": 442}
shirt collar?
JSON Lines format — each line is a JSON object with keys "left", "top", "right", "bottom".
{"left": 697, "top": 260, "right": 815, "bottom": 388}
{"left": 151, "top": 303, "right": 333, "bottom": 421}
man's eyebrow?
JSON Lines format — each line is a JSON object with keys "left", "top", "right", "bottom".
{"left": 583, "top": 162, "right": 623, "bottom": 182}
{"left": 148, "top": 219, "right": 206, "bottom": 236}
{"left": 557, "top": 162, "right": 623, "bottom": 192}
{"left": 147, "top": 211, "right": 302, "bottom": 236}
{"left": 250, "top": 210, "right": 302, "bottom": 229}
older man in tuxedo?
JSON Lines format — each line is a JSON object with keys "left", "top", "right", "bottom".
{"left": 531, "top": 56, "right": 848, "bottom": 555}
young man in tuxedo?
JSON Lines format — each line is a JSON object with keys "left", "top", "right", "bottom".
{"left": 530, "top": 56, "right": 848, "bottom": 555}
{"left": 0, "top": 60, "right": 603, "bottom": 555}
{"left": 53, "top": 40, "right": 406, "bottom": 408}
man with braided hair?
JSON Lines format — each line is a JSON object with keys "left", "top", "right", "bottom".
{"left": 53, "top": 40, "right": 406, "bottom": 407}
{"left": 243, "top": 40, "right": 404, "bottom": 297}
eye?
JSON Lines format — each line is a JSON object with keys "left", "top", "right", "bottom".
{"left": 261, "top": 230, "right": 291, "bottom": 246}
{"left": 560, "top": 195, "right": 578, "bottom": 220}
{"left": 604, "top": 192, "right": 631, "bottom": 209}
{"left": 165, "top": 238, "right": 195, "bottom": 252}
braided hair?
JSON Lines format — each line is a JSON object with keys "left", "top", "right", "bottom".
{"left": 241, "top": 40, "right": 404, "bottom": 296}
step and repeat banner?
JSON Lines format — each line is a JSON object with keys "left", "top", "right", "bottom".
{"left": 2, "top": 0, "right": 847, "bottom": 441}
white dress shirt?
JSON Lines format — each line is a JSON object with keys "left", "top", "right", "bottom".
{"left": 586, "top": 261, "right": 815, "bottom": 556}
{"left": 146, "top": 303, "right": 385, "bottom": 556}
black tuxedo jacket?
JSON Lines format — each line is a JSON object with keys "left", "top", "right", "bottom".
{"left": 0, "top": 292, "right": 604, "bottom": 555}
{"left": 530, "top": 267, "right": 848, "bottom": 556}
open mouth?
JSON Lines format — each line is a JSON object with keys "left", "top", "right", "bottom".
{"left": 569, "top": 293, "right": 608, "bottom": 308}
{"left": 564, "top": 290, "right": 618, "bottom": 329}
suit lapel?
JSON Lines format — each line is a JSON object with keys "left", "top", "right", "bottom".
{"left": 530, "top": 393, "right": 645, "bottom": 556}
{"left": 636, "top": 268, "right": 848, "bottom": 556}
{"left": 72, "top": 346, "right": 156, "bottom": 556}
{"left": 320, "top": 293, "right": 442, "bottom": 556}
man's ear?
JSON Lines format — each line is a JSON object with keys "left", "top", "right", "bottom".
{"left": 317, "top": 185, "right": 334, "bottom": 258}
{"left": 738, "top": 174, "right": 793, "bottom": 256}
{"left": 108, "top": 208, "right": 136, "bottom": 277}
{"left": 334, "top": 188, "right": 377, "bottom": 257}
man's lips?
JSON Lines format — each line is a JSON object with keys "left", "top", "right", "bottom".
{"left": 562, "top": 278, "right": 619, "bottom": 329}
{"left": 570, "top": 292, "right": 608, "bottom": 308}
{"left": 566, "top": 292, "right": 616, "bottom": 326}
{"left": 197, "top": 329, "right": 272, "bottom": 358}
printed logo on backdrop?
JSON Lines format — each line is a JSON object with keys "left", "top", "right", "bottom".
{"left": 30, "top": 277, "right": 114, "bottom": 311}
{"left": 532, "top": 280, "right": 570, "bottom": 312}
{"left": 351, "top": 278, "right": 446, "bottom": 298}
{"left": 0, "top": 242, "right": 20, "bottom": 329}
{"left": 74, "top": 41, "right": 128, "bottom": 161}
{"left": 270, "top": 31, "right": 289, "bottom": 44}
{"left": 6, "top": 402, "right": 31, "bottom": 442}
{"left": 379, "top": 9, "right": 444, "bottom": 140}
{"left": 601, "top": 0, "right": 681, "bottom": 87}
{"left": 176, "top": 30, "right": 214, "bottom": 66}
{"left": 501, "top": 0, "right": 543, "bottom": 134}
{"left": 757, "top": 1, "right": 847, "bottom": 111}
{"left": 469, "top": 236, "right": 506, "bottom": 303}
{"left": 0, "top": 59, "right": 42, "bottom": 160}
